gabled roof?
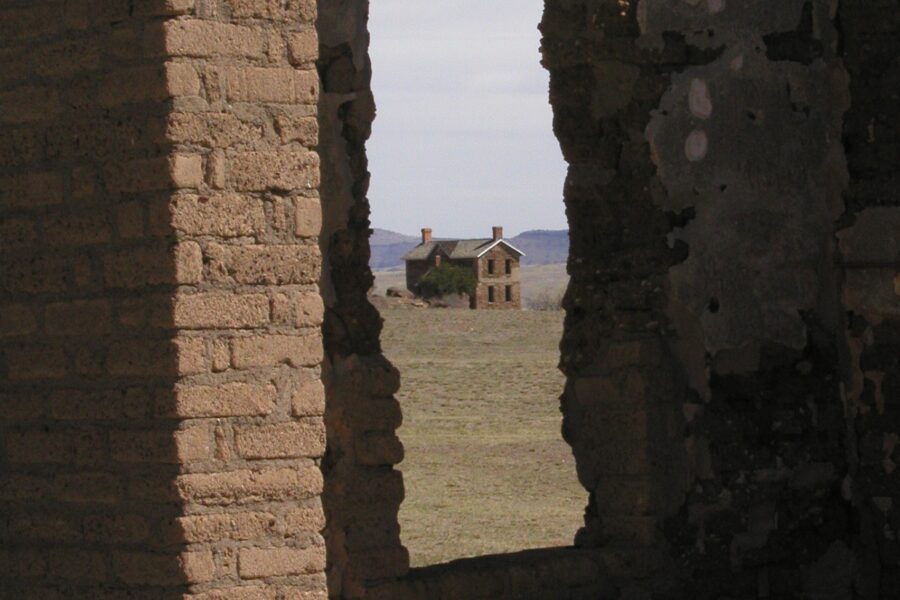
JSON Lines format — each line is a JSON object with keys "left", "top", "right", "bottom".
{"left": 474, "top": 238, "right": 526, "bottom": 259}
{"left": 403, "top": 238, "right": 525, "bottom": 261}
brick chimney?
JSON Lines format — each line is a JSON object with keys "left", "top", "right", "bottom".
{"left": 422, "top": 228, "right": 432, "bottom": 243}
{"left": 492, "top": 226, "right": 503, "bottom": 241}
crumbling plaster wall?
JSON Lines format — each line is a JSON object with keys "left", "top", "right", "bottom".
{"left": 544, "top": 0, "right": 900, "bottom": 597}
{"left": 836, "top": 1, "right": 900, "bottom": 596}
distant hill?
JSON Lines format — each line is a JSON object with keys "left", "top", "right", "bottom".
{"left": 369, "top": 229, "right": 420, "bottom": 269}
{"left": 509, "top": 230, "right": 569, "bottom": 266}
{"left": 369, "top": 228, "right": 569, "bottom": 269}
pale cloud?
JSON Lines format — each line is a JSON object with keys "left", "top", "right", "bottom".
{"left": 367, "top": 0, "right": 568, "bottom": 239}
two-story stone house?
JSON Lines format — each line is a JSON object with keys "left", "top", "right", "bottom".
{"left": 403, "top": 226, "right": 525, "bottom": 309}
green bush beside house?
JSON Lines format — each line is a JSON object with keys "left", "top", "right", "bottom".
{"left": 416, "top": 264, "right": 477, "bottom": 299}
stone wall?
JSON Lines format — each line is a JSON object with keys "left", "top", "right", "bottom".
{"left": 473, "top": 246, "right": 522, "bottom": 310}
{"left": 1, "top": 0, "right": 327, "bottom": 597}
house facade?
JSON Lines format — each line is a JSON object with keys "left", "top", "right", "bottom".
{"left": 403, "top": 226, "right": 525, "bottom": 309}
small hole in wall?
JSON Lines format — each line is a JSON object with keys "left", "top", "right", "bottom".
{"left": 791, "top": 102, "right": 811, "bottom": 118}
{"left": 708, "top": 297, "right": 721, "bottom": 314}
{"left": 719, "top": 184, "right": 728, "bottom": 192}
{"left": 671, "top": 239, "right": 690, "bottom": 264}
{"left": 666, "top": 206, "right": 696, "bottom": 229}
{"left": 746, "top": 111, "right": 757, "bottom": 122}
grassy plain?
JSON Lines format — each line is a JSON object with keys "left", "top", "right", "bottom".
{"left": 379, "top": 307, "right": 586, "bottom": 567}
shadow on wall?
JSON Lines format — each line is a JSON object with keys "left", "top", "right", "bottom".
{"left": 316, "top": 1, "right": 411, "bottom": 598}
{"left": 0, "top": 8, "right": 192, "bottom": 595}
{"left": 2, "top": 3, "right": 329, "bottom": 597}
{"left": 366, "top": 547, "right": 618, "bottom": 599}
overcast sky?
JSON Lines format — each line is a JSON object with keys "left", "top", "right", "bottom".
{"left": 367, "top": 0, "right": 568, "bottom": 239}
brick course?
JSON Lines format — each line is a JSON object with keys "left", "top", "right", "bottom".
{"left": 0, "top": 1, "right": 324, "bottom": 596}
{"left": 239, "top": 546, "right": 326, "bottom": 579}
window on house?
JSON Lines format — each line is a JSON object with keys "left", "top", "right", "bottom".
{"left": 505, "top": 285, "right": 513, "bottom": 302}
{"left": 488, "top": 259, "right": 495, "bottom": 275}
{"left": 505, "top": 259, "right": 512, "bottom": 275}
{"left": 488, "top": 286, "right": 495, "bottom": 303}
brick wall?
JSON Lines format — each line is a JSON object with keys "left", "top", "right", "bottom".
{"left": 1, "top": 0, "right": 326, "bottom": 597}
{"left": 1, "top": 2, "right": 196, "bottom": 596}
{"left": 164, "top": 2, "right": 326, "bottom": 597}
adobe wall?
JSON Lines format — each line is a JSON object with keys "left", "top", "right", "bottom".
{"left": 1, "top": 1, "right": 326, "bottom": 598}
{"left": 316, "top": 1, "right": 409, "bottom": 597}
{"left": 543, "top": 0, "right": 900, "bottom": 597}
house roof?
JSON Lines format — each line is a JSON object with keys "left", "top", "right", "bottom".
{"left": 403, "top": 238, "right": 526, "bottom": 261}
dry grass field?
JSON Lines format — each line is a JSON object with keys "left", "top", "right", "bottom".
{"left": 379, "top": 307, "right": 586, "bottom": 567}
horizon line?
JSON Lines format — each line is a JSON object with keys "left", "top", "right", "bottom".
{"left": 372, "top": 226, "right": 569, "bottom": 239}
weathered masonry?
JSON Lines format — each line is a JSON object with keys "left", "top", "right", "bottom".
{"left": 1, "top": 1, "right": 898, "bottom": 599}
{"left": 402, "top": 226, "right": 524, "bottom": 309}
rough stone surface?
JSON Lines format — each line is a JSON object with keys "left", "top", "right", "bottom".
{"left": 540, "top": 0, "right": 900, "bottom": 598}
